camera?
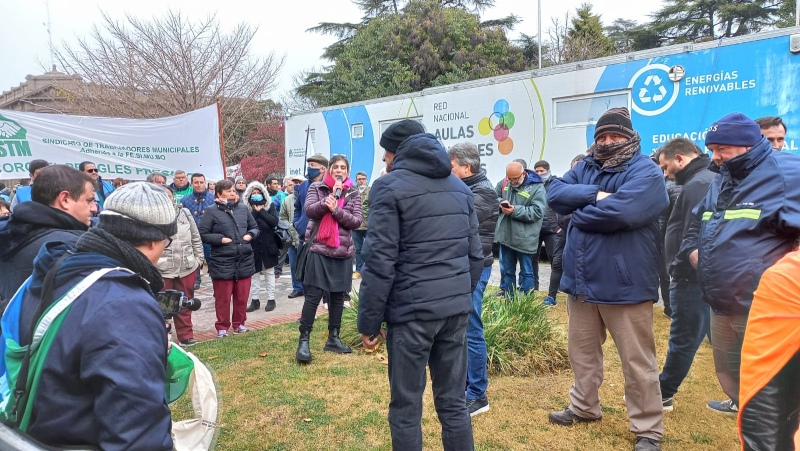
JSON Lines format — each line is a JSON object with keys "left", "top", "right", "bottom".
{"left": 157, "top": 289, "right": 202, "bottom": 319}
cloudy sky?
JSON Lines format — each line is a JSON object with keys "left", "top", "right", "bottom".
{"left": 2, "top": 0, "right": 663, "bottom": 99}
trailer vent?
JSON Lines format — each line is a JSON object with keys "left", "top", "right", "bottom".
{"left": 791, "top": 34, "right": 800, "bottom": 54}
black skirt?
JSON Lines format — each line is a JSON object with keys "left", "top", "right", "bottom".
{"left": 303, "top": 251, "right": 353, "bottom": 293}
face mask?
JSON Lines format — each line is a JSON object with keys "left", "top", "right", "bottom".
{"left": 539, "top": 171, "right": 551, "bottom": 182}
{"left": 358, "top": 185, "right": 367, "bottom": 193}
{"left": 250, "top": 194, "right": 266, "bottom": 205}
{"left": 226, "top": 199, "right": 236, "bottom": 208}
{"left": 307, "top": 167, "right": 321, "bottom": 180}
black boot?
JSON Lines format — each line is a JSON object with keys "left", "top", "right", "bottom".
{"left": 264, "top": 299, "right": 276, "bottom": 312}
{"left": 296, "top": 330, "right": 312, "bottom": 363}
{"left": 324, "top": 328, "right": 352, "bottom": 354}
{"left": 246, "top": 299, "right": 260, "bottom": 312}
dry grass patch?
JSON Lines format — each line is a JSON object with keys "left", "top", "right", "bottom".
{"left": 175, "top": 292, "right": 740, "bottom": 450}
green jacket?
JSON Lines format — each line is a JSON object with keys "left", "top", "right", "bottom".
{"left": 494, "top": 170, "right": 546, "bottom": 254}
{"left": 356, "top": 186, "right": 370, "bottom": 230}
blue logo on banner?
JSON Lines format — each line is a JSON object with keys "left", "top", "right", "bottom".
{"left": 629, "top": 64, "right": 678, "bottom": 116}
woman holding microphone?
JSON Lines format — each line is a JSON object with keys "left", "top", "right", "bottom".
{"left": 296, "top": 155, "right": 362, "bottom": 363}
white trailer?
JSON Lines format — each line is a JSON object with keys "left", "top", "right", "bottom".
{"left": 286, "top": 26, "right": 800, "bottom": 182}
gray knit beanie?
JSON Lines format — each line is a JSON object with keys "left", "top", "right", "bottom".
{"left": 99, "top": 182, "right": 178, "bottom": 240}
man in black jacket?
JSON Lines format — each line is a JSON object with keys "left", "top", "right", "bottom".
{"left": 449, "top": 142, "right": 499, "bottom": 417}
{"left": 359, "top": 120, "right": 483, "bottom": 451}
{"left": 657, "top": 138, "right": 715, "bottom": 411}
{"left": 0, "top": 165, "right": 96, "bottom": 307}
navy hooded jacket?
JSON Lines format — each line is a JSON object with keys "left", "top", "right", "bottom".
{"left": 679, "top": 138, "right": 800, "bottom": 315}
{"left": 18, "top": 242, "right": 172, "bottom": 450}
{"left": 547, "top": 151, "right": 669, "bottom": 304}
{"left": 357, "top": 133, "right": 484, "bottom": 335}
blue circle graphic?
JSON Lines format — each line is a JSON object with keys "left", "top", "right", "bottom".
{"left": 494, "top": 99, "right": 509, "bottom": 115}
{"left": 631, "top": 68, "right": 675, "bottom": 113}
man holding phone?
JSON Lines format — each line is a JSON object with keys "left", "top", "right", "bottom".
{"left": 494, "top": 161, "right": 546, "bottom": 296}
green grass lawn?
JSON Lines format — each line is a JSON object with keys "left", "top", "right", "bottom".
{"left": 174, "top": 293, "right": 741, "bottom": 450}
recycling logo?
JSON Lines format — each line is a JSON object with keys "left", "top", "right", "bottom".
{"left": 629, "top": 64, "right": 679, "bottom": 117}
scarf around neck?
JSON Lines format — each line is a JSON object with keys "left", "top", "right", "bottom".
{"left": 589, "top": 133, "right": 642, "bottom": 169}
{"left": 317, "top": 172, "right": 354, "bottom": 249}
{"left": 76, "top": 228, "right": 164, "bottom": 294}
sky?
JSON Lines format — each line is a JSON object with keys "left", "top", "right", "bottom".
{"left": 2, "top": 0, "right": 664, "bottom": 101}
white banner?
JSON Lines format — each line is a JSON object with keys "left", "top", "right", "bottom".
{"left": 0, "top": 104, "right": 224, "bottom": 180}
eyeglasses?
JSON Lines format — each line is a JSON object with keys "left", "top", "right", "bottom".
{"left": 85, "top": 169, "right": 99, "bottom": 173}
{"left": 509, "top": 173, "right": 526, "bottom": 183}
{"left": 164, "top": 236, "right": 173, "bottom": 248}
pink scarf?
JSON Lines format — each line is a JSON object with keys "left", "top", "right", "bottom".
{"left": 317, "top": 172, "right": 353, "bottom": 249}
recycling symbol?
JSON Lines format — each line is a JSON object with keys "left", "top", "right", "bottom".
{"left": 638, "top": 75, "right": 668, "bottom": 104}
{"left": 628, "top": 64, "right": 679, "bottom": 117}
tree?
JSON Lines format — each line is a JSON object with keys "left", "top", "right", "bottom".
{"left": 238, "top": 123, "right": 285, "bottom": 182}
{"left": 55, "top": 11, "right": 284, "bottom": 163}
{"left": 544, "top": 5, "right": 615, "bottom": 65}
{"left": 294, "top": 0, "right": 525, "bottom": 107}
{"left": 776, "top": 0, "right": 797, "bottom": 27}
{"left": 567, "top": 3, "right": 616, "bottom": 58}
{"left": 605, "top": 18, "right": 639, "bottom": 53}
{"left": 647, "top": 0, "right": 782, "bottom": 44}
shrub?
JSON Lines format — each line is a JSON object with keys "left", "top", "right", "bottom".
{"left": 482, "top": 286, "right": 569, "bottom": 376}
{"left": 340, "top": 286, "right": 569, "bottom": 376}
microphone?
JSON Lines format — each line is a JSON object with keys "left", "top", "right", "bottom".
{"left": 334, "top": 176, "right": 343, "bottom": 199}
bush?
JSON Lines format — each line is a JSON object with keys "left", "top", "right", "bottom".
{"left": 482, "top": 286, "right": 569, "bottom": 376}
{"left": 339, "top": 286, "right": 570, "bottom": 376}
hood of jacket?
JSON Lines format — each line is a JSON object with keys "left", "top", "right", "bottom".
{"left": 0, "top": 201, "right": 88, "bottom": 259}
{"left": 243, "top": 181, "right": 271, "bottom": 205}
{"left": 520, "top": 168, "right": 542, "bottom": 186}
{"left": 709, "top": 137, "right": 772, "bottom": 180}
{"left": 28, "top": 241, "right": 145, "bottom": 302}
{"left": 462, "top": 169, "right": 491, "bottom": 188}
{"left": 675, "top": 154, "right": 712, "bottom": 186}
{"left": 392, "top": 133, "right": 453, "bottom": 179}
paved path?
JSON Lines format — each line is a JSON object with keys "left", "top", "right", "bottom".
{"left": 180, "top": 261, "right": 554, "bottom": 343}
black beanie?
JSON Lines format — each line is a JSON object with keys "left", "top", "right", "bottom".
{"left": 594, "top": 107, "right": 635, "bottom": 141}
{"left": 380, "top": 120, "right": 426, "bottom": 152}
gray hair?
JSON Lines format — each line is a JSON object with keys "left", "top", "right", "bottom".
{"left": 447, "top": 142, "right": 481, "bottom": 174}
{"left": 146, "top": 172, "right": 167, "bottom": 183}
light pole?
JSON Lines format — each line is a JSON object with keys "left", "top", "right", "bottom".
{"left": 538, "top": 0, "right": 542, "bottom": 69}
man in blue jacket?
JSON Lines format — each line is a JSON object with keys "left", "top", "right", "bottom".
{"left": 679, "top": 112, "right": 800, "bottom": 416}
{"left": 182, "top": 172, "right": 216, "bottom": 289}
{"left": 79, "top": 161, "right": 115, "bottom": 212}
{"left": 547, "top": 108, "right": 668, "bottom": 451}
{"left": 15, "top": 182, "right": 177, "bottom": 450}
{"left": 359, "top": 120, "right": 483, "bottom": 451}
{"left": 9, "top": 159, "right": 49, "bottom": 211}
{"left": 291, "top": 154, "right": 328, "bottom": 298}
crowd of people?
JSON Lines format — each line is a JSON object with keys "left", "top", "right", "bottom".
{"left": 0, "top": 108, "right": 796, "bottom": 450}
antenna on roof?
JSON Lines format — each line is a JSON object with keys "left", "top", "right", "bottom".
{"left": 45, "top": 0, "right": 55, "bottom": 71}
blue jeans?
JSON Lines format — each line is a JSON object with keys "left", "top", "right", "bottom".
{"left": 467, "top": 266, "right": 492, "bottom": 400}
{"left": 658, "top": 280, "right": 711, "bottom": 398}
{"left": 498, "top": 245, "right": 534, "bottom": 295}
{"left": 288, "top": 244, "right": 303, "bottom": 292}
{"left": 387, "top": 314, "right": 474, "bottom": 451}
{"left": 352, "top": 229, "right": 366, "bottom": 272}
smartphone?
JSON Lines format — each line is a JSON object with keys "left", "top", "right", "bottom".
{"left": 500, "top": 200, "right": 511, "bottom": 208}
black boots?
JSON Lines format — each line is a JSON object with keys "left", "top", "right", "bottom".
{"left": 264, "top": 299, "right": 276, "bottom": 312}
{"left": 324, "top": 328, "right": 352, "bottom": 354}
{"left": 246, "top": 299, "right": 260, "bottom": 312}
{"left": 296, "top": 330, "right": 312, "bottom": 363}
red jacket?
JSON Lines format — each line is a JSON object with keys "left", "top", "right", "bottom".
{"left": 303, "top": 181, "right": 362, "bottom": 259}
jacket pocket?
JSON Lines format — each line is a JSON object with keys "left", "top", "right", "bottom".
{"left": 613, "top": 254, "right": 634, "bottom": 287}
